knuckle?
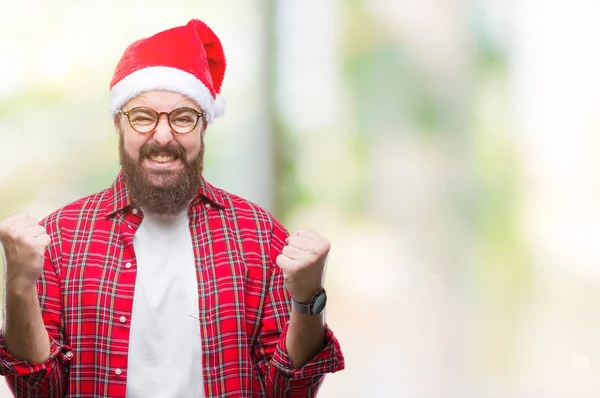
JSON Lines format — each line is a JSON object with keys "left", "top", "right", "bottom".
{"left": 319, "top": 239, "right": 331, "bottom": 252}
{"left": 4, "top": 225, "right": 17, "bottom": 237}
{"left": 276, "top": 255, "right": 286, "bottom": 267}
{"left": 311, "top": 246, "right": 321, "bottom": 254}
{"left": 286, "top": 262, "right": 298, "bottom": 273}
{"left": 12, "top": 231, "right": 25, "bottom": 243}
{"left": 307, "top": 245, "right": 319, "bottom": 255}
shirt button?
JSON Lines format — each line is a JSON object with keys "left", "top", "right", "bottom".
{"left": 119, "top": 316, "right": 126, "bottom": 323}
{"left": 65, "top": 351, "right": 73, "bottom": 358}
{"left": 115, "top": 368, "right": 122, "bottom": 376}
{"left": 132, "top": 208, "right": 139, "bottom": 215}
{"left": 125, "top": 262, "right": 132, "bottom": 269}
{"left": 205, "top": 203, "right": 211, "bottom": 209}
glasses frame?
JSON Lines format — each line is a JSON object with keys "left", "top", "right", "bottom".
{"left": 118, "top": 106, "right": 205, "bottom": 135}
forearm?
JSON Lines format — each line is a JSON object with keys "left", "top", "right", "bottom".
{"left": 260, "top": 315, "right": 342, "bottom": 397}
{"left": 285, "top": 310, "right": 326, "bottom": 369}
{"left": 3, "top": 285, "right": 50, "bottom": 363}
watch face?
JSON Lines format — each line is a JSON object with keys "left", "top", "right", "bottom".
{"left": 312, "top": 292, "right": 327, "bottom": 314}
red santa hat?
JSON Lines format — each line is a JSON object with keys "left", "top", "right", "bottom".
{"left": 109, "top": 19, "right": 226, "bottom": 123}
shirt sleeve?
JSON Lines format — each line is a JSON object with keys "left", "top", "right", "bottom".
{"left": 253, "top": 219, "right": 345, "bottom": 397}
{"left": 0, "top": 215, "right": 72, "bottom": 397}
{"left": 0, "top": 335, "right": 71, "bottom": 397}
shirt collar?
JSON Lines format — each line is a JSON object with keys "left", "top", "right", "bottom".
{"left": 102, "top": 172, "right": 225, "bottom": 218}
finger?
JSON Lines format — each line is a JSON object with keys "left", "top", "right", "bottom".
{"left": 6, "top": 212, "right": 31, "bottom": 222}
{"left": 33, "top": 233, "right": 51, "bottom": 249}
{"left": 292, "top": 228, "right": 323, "bottom": 241}
{"left": 282, "top": 245, "right": 314, "bottom": 261}
{"left": 22, "top": 225, "right": 48, "bottom": 238}
{"left": 9, "top": 217, "right": 41, "bottom": 232}
{"left": 4, "top": 221, "right": 43, "bottom": 241}
{"left": 288, "top": 233, "right": 330, "bottom": 257}
{"left": 285, "top": 235, "right": 319, "bottom": 252}
{"left": 0, "top": 213, "right": 29, "bottom": 231}
{"left": 0, "top": 219, "right": 37, "bottom": 239}
{"left": 0, "top": 213, "right": 31, "bottom": 229}
{"left": 276, "top": 253, "right": 298, "bottom": 270}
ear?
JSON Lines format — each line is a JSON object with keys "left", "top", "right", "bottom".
{"left": 113, "top": 115, "right": 122, "bottom": 134}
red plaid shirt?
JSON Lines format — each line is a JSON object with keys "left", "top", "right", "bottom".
{"left": 0, "top": 174, "right": 344, "bottom": 397}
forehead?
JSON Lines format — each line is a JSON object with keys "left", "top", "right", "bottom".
{"left": 124, "top": 90, "right": 200, "bottom": 111}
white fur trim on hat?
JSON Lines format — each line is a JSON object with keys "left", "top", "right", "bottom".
{"left": 214, "top": 94, "right": 226, "bottom": 118}
{"left": 109, "top": 66, "right": 223, "bottom": 123}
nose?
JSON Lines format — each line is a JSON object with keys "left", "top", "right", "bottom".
{"left": 151, "top": 115, "right": 174, "bottom": 146}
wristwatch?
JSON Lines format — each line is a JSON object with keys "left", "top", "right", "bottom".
{"left": 291, "top": 289, "right": 327, "bottom": 315}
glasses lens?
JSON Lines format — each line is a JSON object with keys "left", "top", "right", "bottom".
{"left": 170, "top": 108, "right": 200, "bottom": 133}
{"left": 128, "top": 108, "right": 157, "bottom": 133}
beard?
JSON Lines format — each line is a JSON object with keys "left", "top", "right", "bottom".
{"left": 119, "top": 133, "right": 204, "bottom": 215}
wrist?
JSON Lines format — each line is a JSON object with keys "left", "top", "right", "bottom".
{"left": 291, "top": 289, "right": 327, "bottom": 315}
{"left": 291, "top": 286, "right": 325, "bottom": 304}
{"left": 6, "top": 278, "right": 38, "bottom": 297}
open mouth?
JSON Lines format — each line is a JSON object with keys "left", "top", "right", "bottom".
{"left": 143, "top": 152, "right": 183, "bottom": 171}
{"left": 147, "top": 153, "right": 178, "bottom": 163}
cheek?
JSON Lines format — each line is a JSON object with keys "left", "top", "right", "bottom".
{"left": 123, "top": 134, "right": 147, "bottom": 161}
{"left": 181, "top": 137, "right": 202, "bottom": 160}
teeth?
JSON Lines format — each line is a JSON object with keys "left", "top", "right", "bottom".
{"left": 149, "top": 154, "right": 176, "bottom": 163}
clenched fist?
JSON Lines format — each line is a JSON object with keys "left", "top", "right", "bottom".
{"left": 0, "top": 213, "right": 50, "bottom": 292}
{"left": 276, "top": 228, "right": 330, "bottom": 303}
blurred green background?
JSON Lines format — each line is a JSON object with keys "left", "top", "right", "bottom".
{"left": 2, "top": 0, "right": 600, "bottom": 397}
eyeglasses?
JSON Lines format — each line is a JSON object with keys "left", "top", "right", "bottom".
{"left": 118, "top": 106, "right": 204, "bottom": 135}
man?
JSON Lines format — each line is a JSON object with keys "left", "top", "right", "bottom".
{"left": 0, "top": 19, "right": 344, "bottom": 397}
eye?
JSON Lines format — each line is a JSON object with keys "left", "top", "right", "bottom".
{"left": 174, "top": 116, "right": 194, "bottom": 124}
{"left": 132, "top": 115, "right": 154, "bottom": 123}
{"left": 171, "top": 109, "right": 198, "bottom": 126}
{"left": 129, "top": 109, "right": 156, "bottom": 125}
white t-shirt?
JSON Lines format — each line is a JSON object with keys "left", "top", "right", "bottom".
{"left": 126, "top": 210, "right": 204, "bottom": 398}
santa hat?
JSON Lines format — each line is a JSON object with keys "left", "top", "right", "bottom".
{"left": 109, "top": 19, "right": 226, "bottom": 123}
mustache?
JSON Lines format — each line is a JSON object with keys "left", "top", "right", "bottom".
{"left": 139, "top": 142, "right": 186, "bottom": 161}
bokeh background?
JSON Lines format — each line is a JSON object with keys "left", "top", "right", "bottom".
{"left": 1, "top": 0, "right": 600, "bottom": 397}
